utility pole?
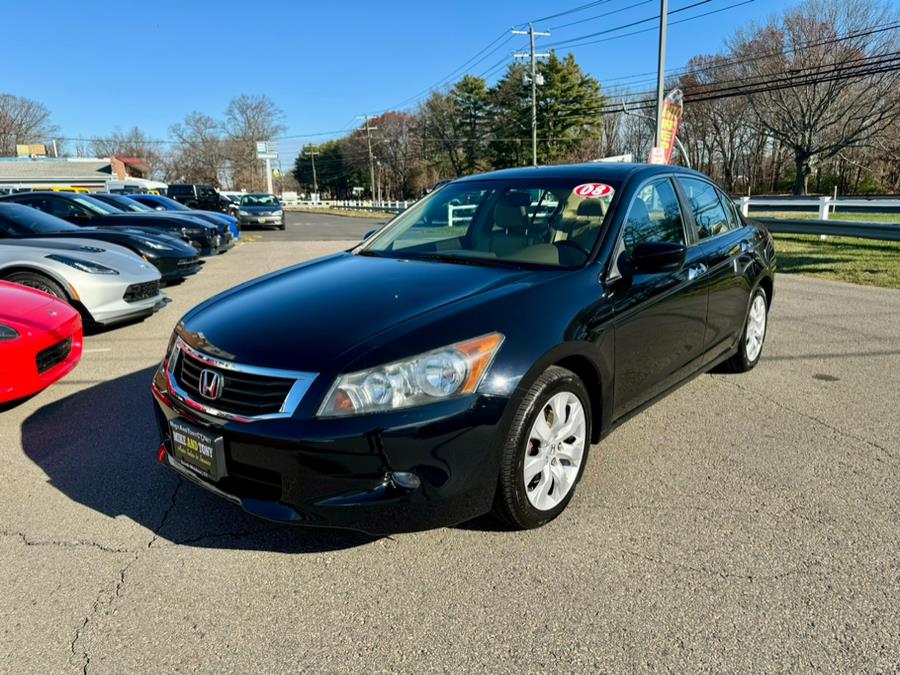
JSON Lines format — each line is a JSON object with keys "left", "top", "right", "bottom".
{"left": 654, "top": 0, "right": 669, "bottom": 148}
{"left": 306, "top": 149, "right": 320, "bottom": 196}
{"left": 357, "top": 115, "right": 378, "bottom": 203}
{"left": 513, "top": 24, "right": 550, "bottom": 167}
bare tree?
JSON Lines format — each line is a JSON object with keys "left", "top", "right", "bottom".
{"left": 0, "top": 93, "right": 57, "bottom": 156}
{"left": 732, "top": 0, "right": 900, "bottom": 194}
{"left": 168, "top": 113, "right": 225, "bottom": 185}
{"left": 223, "top": 95, "right": 286, "bottom": 191}
{"left": 90, "top": 126, "right": 162, "bottom": 170}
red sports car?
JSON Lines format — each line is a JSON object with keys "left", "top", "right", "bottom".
{"left": 0, "top": 281, "right": 83, "bottom": 404}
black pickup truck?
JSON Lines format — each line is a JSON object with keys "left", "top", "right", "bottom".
{"left": 167, "top": 184, "right": 223, "bottom": 212}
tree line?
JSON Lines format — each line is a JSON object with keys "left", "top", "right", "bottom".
{"left": 292, "top": 0, "right": 899, "bottom": 198}
{"left": 2, "top": 0, "right": 897, "bottom": 197}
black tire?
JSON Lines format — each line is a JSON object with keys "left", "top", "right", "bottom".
{"left": 722, "top": 286, "right": 768, "bottom": 373}
{"left": 492, "top": 366, "right": 592, "bottom": 529}
{"left": 3, "top": 271, "right": 69, "bottom": 302}
{"left": 278, "top": 224, "right": 286, "bottom": 230}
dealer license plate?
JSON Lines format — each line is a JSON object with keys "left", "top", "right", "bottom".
{"left": 169, "top": 418, "right": 225, "bottom": 481}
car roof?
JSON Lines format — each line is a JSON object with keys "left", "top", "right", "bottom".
{"left": 452, "top": 162, "right": 703, "bottom": 184}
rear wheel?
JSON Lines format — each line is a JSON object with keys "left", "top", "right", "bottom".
{"left": 492, "top": 366, "right": 591, "bottom": 529}
{"left": 723, "top": 286, "right": 768, "bottom": 373}
{"left": 3, "top": 271, "right": 68, "bottom": 302}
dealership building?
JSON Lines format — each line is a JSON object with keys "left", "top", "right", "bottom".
{"left": 0, "top": 156, "right": 166, "bottom": 192}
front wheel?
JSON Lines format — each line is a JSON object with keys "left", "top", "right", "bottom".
{"left": 492, "top": 366, "right": 592, "bottom": 529}
{"left": 723, "top": 286, "right": 768, "bottom": 373}
{"left": 3, "top": 271, "right": 69, "bottom": 302}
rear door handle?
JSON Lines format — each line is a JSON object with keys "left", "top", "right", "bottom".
{"left": 687, "top": 262, "right": 707, "bottom": 281}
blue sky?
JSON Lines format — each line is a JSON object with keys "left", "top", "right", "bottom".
{"left": 6, "top": 0, "right": 787, "bottom": 160}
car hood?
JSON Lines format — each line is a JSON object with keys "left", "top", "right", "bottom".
{"left": 0, "top": 282, "right": 79, "bottom": 332}
{"left": 0, "top": 238, "right": 158, "bottom": 277}
{"left": 47, "top": 228, "right": 197, "bottom": 254}
{"left": 97, "top": 213, "right": 214, "bottom": 231}
{"left": 179, "top": 252, "right": 547, "bottom": 372}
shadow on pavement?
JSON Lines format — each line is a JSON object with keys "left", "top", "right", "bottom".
{"left": 19, "top": 366, "right": 376, "bottom": 553}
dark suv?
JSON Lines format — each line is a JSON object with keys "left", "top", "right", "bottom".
{"left": 167, "top": 184, "right": 223, "bottom": 212}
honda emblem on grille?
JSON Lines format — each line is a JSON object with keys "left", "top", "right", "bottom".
{"left": 199, "top": 369, "right": 224, "bottom": 400}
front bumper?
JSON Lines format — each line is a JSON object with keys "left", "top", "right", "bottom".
{"left": 0, "top": 314, "right": 82, "bottom": 403}
{"left": 154, "top": 255, "right": 204, "bottom": 284}
{"left": 238, "top": 214, "right": 284, "bottom": 228}
{"left": 150, "top": 364, "right": 507, "bottom": 534}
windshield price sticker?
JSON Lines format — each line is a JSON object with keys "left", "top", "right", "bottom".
{"left": 573, "top": 183, "right": 614, "bottom": 198}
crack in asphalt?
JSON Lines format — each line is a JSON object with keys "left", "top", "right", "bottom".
{"left": 0, "top": 530, "right": 134, "bottom": 555}
{"left": 713, "top": 377, "right": 898, "bottom": 462}
{"left": 69, "top": 475, "right": 183, "bottom": 673}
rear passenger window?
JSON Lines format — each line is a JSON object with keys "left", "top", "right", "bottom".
{"left": 716, "top": 189, "right": 742, "bottom": 230}
{"left": 678, "top": 177, "right": 732, "bottom": 239}
{"left": 621, "top": 178, "right": 685, "bottom": 255}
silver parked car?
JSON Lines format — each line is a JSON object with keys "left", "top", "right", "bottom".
{"left": 236, "top": 193, "right": 284, "bottom": 230}
{"left": 0, "top": 239, "right": 167, "bottom": 325}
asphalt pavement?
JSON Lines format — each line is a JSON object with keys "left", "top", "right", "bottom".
{"left": 0, "top": 211, "right": 897, "bottom": 672}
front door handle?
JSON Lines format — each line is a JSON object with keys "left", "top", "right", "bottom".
{"left": 687, "top": 262, "right": 707, "bottom": 281}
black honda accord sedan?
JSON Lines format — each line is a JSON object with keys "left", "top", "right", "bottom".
{"left": 151, "top": 163, "right": 775, "bottom": 533}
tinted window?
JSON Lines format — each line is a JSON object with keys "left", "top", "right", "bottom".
{"left": 0, "top": 204, "right": 78, "bottom": 233}
{"left": 716, "top": 189, "right": 742, "bottom": 230}
{"left": 621, "top": 178, "right": 685, "bottom": 255}
{"left": 360, "top": 178, "right": 619, "bottom": 269}
{"left": 677, "top": 177, "right": 732, "bottom": 239}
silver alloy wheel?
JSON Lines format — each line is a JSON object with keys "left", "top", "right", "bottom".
{"left": 745, "top": 293, "right": 767, "bottom": 362}
{"left": 524, "top": 391, "right": 587, "bottom": 511}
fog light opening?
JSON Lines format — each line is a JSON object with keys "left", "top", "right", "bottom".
{"left": 390, "top": 471, "right": 421, "bottom": 490}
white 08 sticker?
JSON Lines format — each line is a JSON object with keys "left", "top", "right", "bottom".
{"left": 573, "top": 183, "right": 614, "bottom": 198}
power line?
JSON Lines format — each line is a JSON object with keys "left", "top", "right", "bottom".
{"left": 598, "top": 19, "right": 900, "bottom": 92}
{"left": 526, "top": 0, "right": 617, "bottom": 25}
{"left": 545, "top": 0, "right": 716, "bottom": 49}
{"left": 550, "top": 0, "right": 654, "bottom": 31}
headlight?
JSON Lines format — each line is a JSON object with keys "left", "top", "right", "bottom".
{"left": 141, "top": 238, "right": 174, "bottom": 251}
{"left": 274, "top": 209, "right": 284, "bottom": 216}
{"left": 0, "top": 323, "right": 20, "bottom": 341}
{"left": 45, "top": 254, "right": 119, "bottom": 275}
{"left": 317, "top": 333, "right": 504, "bottom": 417}
{"left": 238, "top": 210, "right": 250, "bottom": 216}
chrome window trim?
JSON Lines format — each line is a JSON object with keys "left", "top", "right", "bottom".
{"left": 165, "top": 337, "right": 317, "bottom": 423}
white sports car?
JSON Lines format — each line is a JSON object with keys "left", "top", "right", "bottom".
{"left": 0, "top": 238, "right": 168, "bottom": 326}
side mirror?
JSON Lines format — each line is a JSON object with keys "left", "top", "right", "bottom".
{"left": 363, "top": 229, "right": 377, "bottom": 240}
{"left": 629, "top": 241, "right": 686, "bottom": 274}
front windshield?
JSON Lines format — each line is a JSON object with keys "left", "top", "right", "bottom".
{"left": 73, "top": 195, "right": 122, "bottom": 215}
{"left": 150, "top": 195, "right": 190, "bottom": 210}
{"left": 0, "top": 204, "right": 79, "bottom": 233}
{"left": 240, "top": 194, "right": 279, "bottom": 207}
{"left": 112, "top": 196, "right": 153, "bottom": 212}
{"left": 358, "top": 178, "right": 619, "bottom": 269}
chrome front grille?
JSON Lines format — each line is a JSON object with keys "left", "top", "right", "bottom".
{"left": 165, "top": 337, "right": 316, "bottom": 422}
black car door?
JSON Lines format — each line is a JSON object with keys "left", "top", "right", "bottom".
{"left": 608, "top": 176, "right": 709, "bottom": 419}
{"left": 675, "top": 177, "right": 754, "bottom": 365}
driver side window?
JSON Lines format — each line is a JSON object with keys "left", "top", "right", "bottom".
{"left": 621, "top": 178, "right": 685, "bottom": 256}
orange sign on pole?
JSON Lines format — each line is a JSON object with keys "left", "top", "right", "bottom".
{"left": 659, "top": 88, "right": 683, "bottom": 165}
